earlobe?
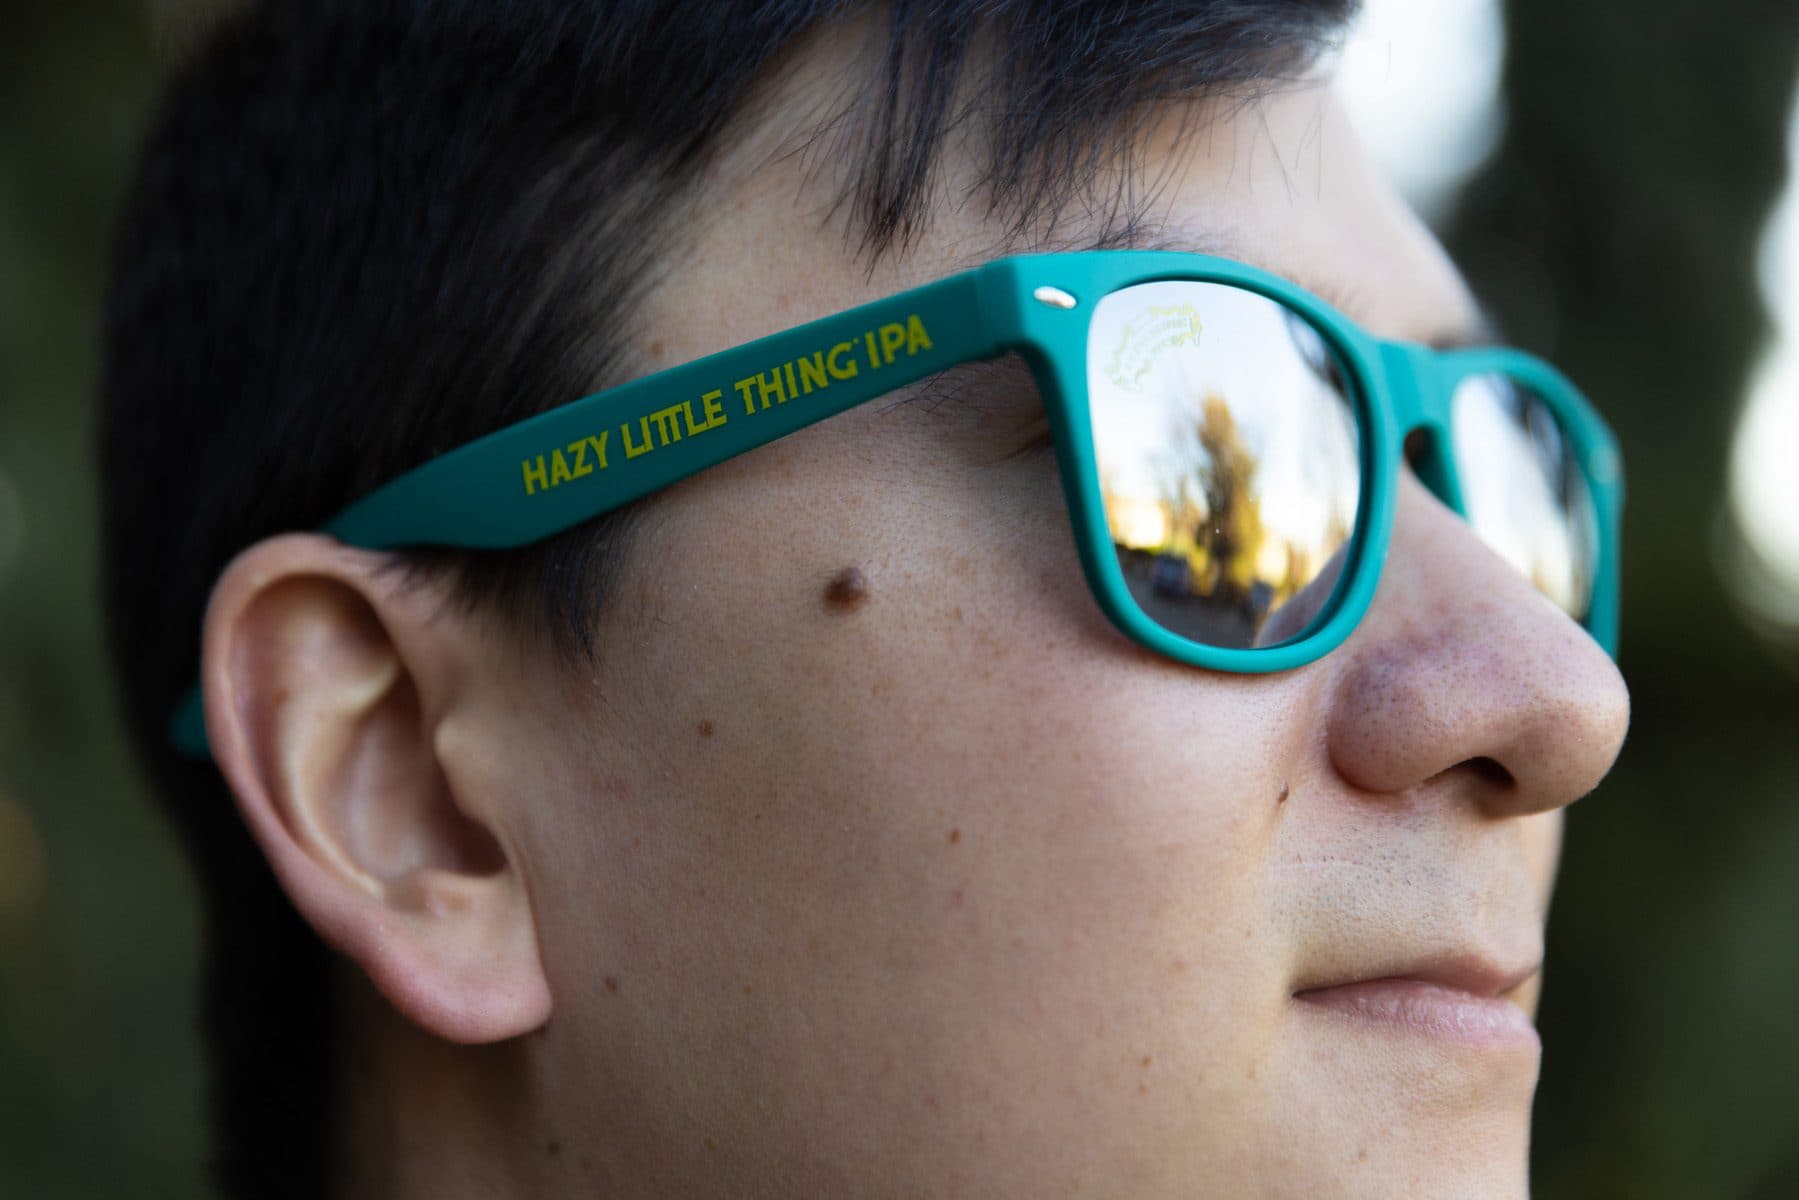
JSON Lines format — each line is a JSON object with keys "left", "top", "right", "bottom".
{"left": 202, "top": 534, "right": 552, "bottom": 1044}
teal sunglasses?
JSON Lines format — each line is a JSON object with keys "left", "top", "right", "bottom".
{"left": 172, "top": 250, "right": 1622, "bottom": 755}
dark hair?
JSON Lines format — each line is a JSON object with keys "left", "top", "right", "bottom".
{"left": 99, "top": 0, "right": 1354, "bottom": 1194}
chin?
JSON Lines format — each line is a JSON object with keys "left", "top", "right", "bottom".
{"left": 1227, "top": 1026, "right": 1540, "bottom": 1198}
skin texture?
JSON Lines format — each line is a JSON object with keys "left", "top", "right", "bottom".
{"left": 201, "top": 37, "right": 1631, "bottom": 1200}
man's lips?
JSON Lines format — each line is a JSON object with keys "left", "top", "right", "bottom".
{"left": 1291, "top": 955, "right": 1542, "bottom": 1047}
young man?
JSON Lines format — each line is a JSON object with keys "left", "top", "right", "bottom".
{"left": 100, "top": 1, "right": 1630, "bottom": 1195}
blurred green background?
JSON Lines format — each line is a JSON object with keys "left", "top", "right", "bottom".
{"left": 2, "top": 1, "right": 1796, "bottom": 1196}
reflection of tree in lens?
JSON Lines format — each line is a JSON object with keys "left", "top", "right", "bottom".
{"left": 1096, "top": 289, "right": 1360, "bottom": 647}
{"left": 1192, "top": 395, "right": 1266, "bottom": 608}
{"left": 1134, "top": 391, "right": 1271, "bottom": 621}
{"left": 1130, "top": 389, "right": 1349, "bottom": 638}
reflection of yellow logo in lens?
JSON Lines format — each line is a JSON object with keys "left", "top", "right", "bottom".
{"left": 1105, "top": 304, "right": 1204, "bottom": 391}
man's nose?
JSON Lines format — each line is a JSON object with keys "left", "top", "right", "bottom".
{"left": 1323, "top": 473, "right": 1631, "bottom": 815}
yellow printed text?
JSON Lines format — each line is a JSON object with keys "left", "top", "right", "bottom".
{"left": 734, "top": 314, "right": 933, "bottom": 417}
{"left": 521, "top": 431, "right": 610, "bottom": 497}
{"left": 520, "top": 314, "right": 936, "bottom": 497}
{"left": 621, "top": 390, "right": 728, "bottom": 459}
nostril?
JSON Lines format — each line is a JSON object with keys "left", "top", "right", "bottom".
{"left": 1465, "top": 755, "right": 1515, "bottom": 787}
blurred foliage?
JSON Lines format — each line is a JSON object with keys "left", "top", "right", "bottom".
{"left": 1442, "top": 3, "right": 1799, "bottom": 1197}
{"left": 0, "top": 0, "right": 1796, "bottom": 1195}
{"left": 0, "top": 0, "right": 211, "bottom": 1196}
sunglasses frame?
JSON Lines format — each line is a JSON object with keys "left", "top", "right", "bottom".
{"left": 171, "top": 250, "right": 1622, "bottom": 755}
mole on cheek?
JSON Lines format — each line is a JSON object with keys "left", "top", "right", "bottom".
{"left": 823, "top": 566, "right": 870, "bottom": 612}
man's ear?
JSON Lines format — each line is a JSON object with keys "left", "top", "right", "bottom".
{"left": 201, "top": 533, "right": 551, "bottom": 1044}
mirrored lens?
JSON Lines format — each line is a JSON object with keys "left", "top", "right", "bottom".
{"left": 1087, "top": 281, "right": 1363, "bottom": 650}
{"left": 1451, "top": 374, "right": 1597, "bottom": 620}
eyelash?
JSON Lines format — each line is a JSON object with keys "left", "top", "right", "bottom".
{"left": 886, "top": 357, "right": 1056, "bottom": 463}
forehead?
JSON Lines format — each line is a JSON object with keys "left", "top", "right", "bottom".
{"left": 640, "top": 66, "right": 1483, "bottom": 372}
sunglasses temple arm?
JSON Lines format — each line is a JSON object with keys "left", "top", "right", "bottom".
{"left": 170, "top": 273, "right": 1003, "bottom": 757}
{"left": 325, "top": 274, "right": 999, "bottom": 551}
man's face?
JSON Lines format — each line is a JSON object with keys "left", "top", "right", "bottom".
{"left": 487, "top": 71, "right": 1630, "bottom": 1197}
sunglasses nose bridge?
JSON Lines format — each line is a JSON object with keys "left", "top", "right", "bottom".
{"left": 1376, "top": 339, "right": 1467, "bottom": 514}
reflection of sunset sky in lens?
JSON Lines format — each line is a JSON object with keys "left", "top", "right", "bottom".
{"left": 1452, "top": 376, "right": 1593, "bottom": 618}
{"left": 1088, "top": 283, "right": 1360, "bottom": 573}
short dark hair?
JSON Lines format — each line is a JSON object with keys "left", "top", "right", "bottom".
{"left": 99, "top": 1, "right": 1355, "bottom": 1194}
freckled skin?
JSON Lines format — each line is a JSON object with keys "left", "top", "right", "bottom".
{"left": 323, "top": 52, "right": 1629, "bottom": 1200}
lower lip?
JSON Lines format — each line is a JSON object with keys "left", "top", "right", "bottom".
{"left": 1294, "top": 980, "right": 1541, "bottom": 1048}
